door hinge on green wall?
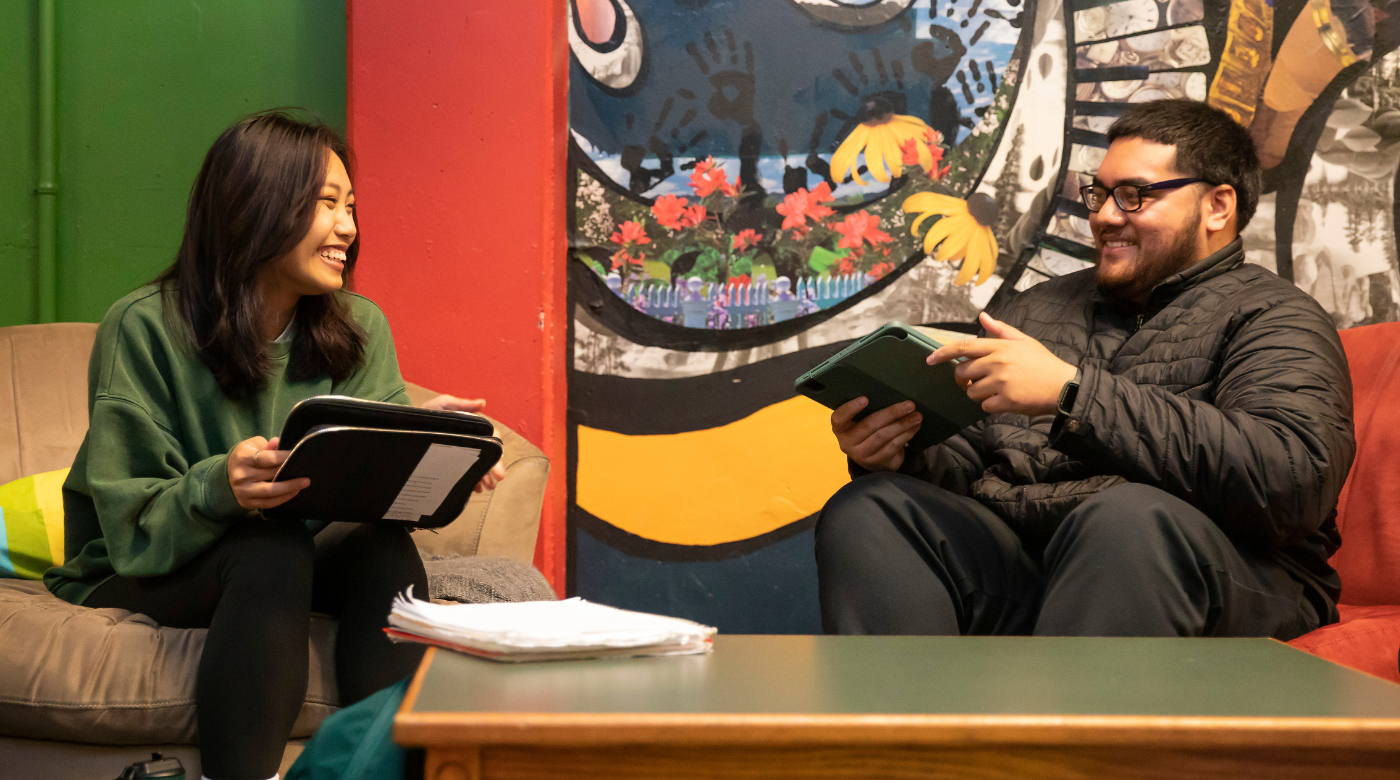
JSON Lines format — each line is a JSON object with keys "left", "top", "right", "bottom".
{"left": 36, "top": 0, "right": 58, "bottom": 323}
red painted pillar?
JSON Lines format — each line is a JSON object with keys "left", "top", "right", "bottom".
{"left": 347, "top": 1, "right": 569, "bottom": 592}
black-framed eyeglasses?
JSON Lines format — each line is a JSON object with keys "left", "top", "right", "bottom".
{"left": 1079, "top": 178, "right": 1213, "bottom": 213}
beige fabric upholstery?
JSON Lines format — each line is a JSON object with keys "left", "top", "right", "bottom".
{"left": 0, "top": 323, "right": 97, "bottom": 485}
{"left": 0, "top": 323, "right": 550, "bottom": 755}
{"left": 403, "top": 382, "right": 549, "bottom": 562}
{"left": 0, "top": 580, "right": 337, "bottom": 743}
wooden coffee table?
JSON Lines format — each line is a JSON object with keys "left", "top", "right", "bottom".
{"left": 395, "top": 635, "right": 1400, "bottom": 779}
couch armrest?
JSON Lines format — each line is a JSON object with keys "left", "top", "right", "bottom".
{"left": 402, "top": 383, "right": 549, "bottom": 562}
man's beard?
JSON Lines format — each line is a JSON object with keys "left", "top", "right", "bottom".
{"left": 1095, "top": 203, "right": 1202, "bottom": 304}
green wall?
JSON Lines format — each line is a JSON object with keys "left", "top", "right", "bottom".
{"left": 0, "top": 2, "right": 38, "bottom": 325}
{"left": 1, "top": 1, "right": 346, "bottom": 327}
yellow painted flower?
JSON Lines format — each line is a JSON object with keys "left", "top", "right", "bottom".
{"left": 903, "top": 192, "right": 1000, "bottom": 286}
{"left": 830, "top": 97, "right": 932, "bottom": 185}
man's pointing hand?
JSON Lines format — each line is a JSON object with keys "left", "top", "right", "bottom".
{"left": 928, "top": 312, "right": 1079, "bottom": 417}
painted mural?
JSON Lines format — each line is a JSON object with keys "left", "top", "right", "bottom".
{"left": 567, "top": 0, "right": 1400, "bottom": 632}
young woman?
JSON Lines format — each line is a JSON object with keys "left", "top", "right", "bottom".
{"left": 43, "top": 111, "right": 502, "bottom": 780}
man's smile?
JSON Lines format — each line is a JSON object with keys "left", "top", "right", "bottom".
{"left": 1097, "top": 232, "right": 1138, "bottom": 260}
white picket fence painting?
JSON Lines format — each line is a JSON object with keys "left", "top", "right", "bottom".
{"left": 606, "top": 273, "right": 870, "bottom": 329}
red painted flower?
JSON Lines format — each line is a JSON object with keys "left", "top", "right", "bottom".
{"left": 832, "top": 211, "right": 893, "bottom": 251}
{"left": 776, "top": 185, "right": 837, "bottom": 231}
{"left": 728, "top": 273, "right": 752, "bottom": 287}
{"left": 651, "top": 194, "right": 689, "bottom": 230}
{"left": 776, "top": 192, "right": 807, "bottom": 230}
{"left": 899, "top": 129, "right": 949, "bottom": 180}
{"left": 680, "top": 204, "right": 708, "bottom": 228}
{"left": 899, "top": 138, "right": 920, "bottom": 168}
{"left": 836, "top": 257, "right": 856, "bottom": 276}
{"left": 869, "top": 261, "right": 896, "bottom": 280}
{"left": 610, "top": 220, "right": 652, "bottom": 248}
{"left": 610, "top": 249, "right": 645, "bottom": 270}
{"left": 731, "top": 229, "right": 761, "bottom": 251}
{"left": 690, "top": 157, "right": 737, "bottom": 198}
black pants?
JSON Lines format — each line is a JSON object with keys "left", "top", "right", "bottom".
{"left": 87, "top": 520, "right": 428, "bottom": 780}
{"left": 815, "top": 475, "right": 1320, "bottom": 639}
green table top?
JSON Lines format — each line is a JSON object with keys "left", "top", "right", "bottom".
{"left": 408, "top": 635, "right": 1400, "bottom": 719}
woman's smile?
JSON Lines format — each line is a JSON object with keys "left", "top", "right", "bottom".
{"left": 261, "top": 150, "right": 358, "bottom": 315}
{"left": 319, "top": 246, "right": 347, "bottom": 271}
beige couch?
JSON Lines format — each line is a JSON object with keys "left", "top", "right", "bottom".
{"left": 0, "top": 323, "right": 551, "bottom": 778}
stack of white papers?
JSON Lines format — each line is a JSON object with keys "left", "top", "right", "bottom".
{"left": 385, "top": 587, "right": 717, "bottom": 662}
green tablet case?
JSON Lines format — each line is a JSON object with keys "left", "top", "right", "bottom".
{"left": 795, "top": 322, "right": 988, "bottom": 452}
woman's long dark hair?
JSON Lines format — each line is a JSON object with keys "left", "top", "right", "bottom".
{"left": 157, "top": 110, "right": 365, "bottom": 398}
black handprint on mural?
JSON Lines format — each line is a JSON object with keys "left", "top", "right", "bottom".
{"left": 621, "top": 27, "right": 770, "bottom": 206}
{"left": 784, "top": 42, "right": 941, "bottom": 193}
{"left": 692, "top": 29, "right": 756, "bottom": 126}
{"left": 685, "top": 28, "right": 766, "bottom": 206}
{"left": 619, "top": 136, "right": 675, "bottom": 194}
{"left": 910, "top": 28, "right": 969, "bottom": 141}
{"left": 983, "top": 5, "right": 1024, "bottom": 28}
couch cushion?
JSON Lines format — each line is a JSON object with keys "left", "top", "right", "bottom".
{"left": 1332, "top": 322, "right": 1400, "bottom": 606}
{"left": 1288, "top": 603, "right": 1400, "bottom": 685}
{"left": 0, "top": 468, "right": 69, "bottom": 579}
{"left": 0, "top": 579, "right": 338, "bottom": 744}
{"left": 424, "top": 555, "right": 558, "bottom": 604}
{"left": 402, "top": 383, "right": 550, "bottom": 563}
{"left": 0, "top": 324, "right": 97, "bottom": 486}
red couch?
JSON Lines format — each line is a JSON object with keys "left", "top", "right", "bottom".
{"left": 1287, "top": 321, "right": 1400, "bottom": 683}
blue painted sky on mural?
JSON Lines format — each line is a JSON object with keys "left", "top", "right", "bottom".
{"left": 570, "top": 0, "right": 1022, "bottom": 200}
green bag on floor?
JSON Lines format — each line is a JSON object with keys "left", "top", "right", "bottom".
{"left": 286, "top": 678, "right": 411, "bottom": 780}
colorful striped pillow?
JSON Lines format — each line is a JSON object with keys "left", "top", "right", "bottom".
{"left": 0, "top": 468, "right": 68, "bottom": 579}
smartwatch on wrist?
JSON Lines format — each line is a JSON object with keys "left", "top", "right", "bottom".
{"left": 1057, "top": 368, "right": 1082, "bottom": 417}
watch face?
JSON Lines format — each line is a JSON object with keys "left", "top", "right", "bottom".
{"left": 1076, "top": 7, "right": 1108, "bottom": 40}
{"left": 1074, "top": 144, "right": 1107, "bottom": 172}
{"left": 1084, "top": 41, "right": 1120, "bottom": 64}
{"left": 1099, "top": 78, "right": 1144, "bottom": 100}
{"left": 1128, "top": 85, "right": 1171, "bottom": 102}
{"left": 1162, "top": 26, "right": 1211, "bottom": 68}
{"left": 1126, "top": 29, "right": 1170, "bottom": 53}
{"left": 1104, "top": 0, "right": 1160, "bottom": 38}
{"left": 1058, "top": 379, "right": 1081, "bottom": 415}
{"left": 1166, "top": 0, "right": 1205, "bottom": 25}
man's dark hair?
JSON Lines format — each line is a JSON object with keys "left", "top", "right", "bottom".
{"left": 1106, "top": 99, "right": 1261, "bottom": 230}
{"left": 156, "top": 110, "right": 365, "bottom": 399}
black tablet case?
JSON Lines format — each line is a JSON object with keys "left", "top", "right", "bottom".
{"left": 266, "top": 396, "right": 503, "bottom": 527}
{"left": 279, "top": 395, "right": 495, "bottom": 447}
{"left": 795, "top": 322, "right": 988, "bottom": 452}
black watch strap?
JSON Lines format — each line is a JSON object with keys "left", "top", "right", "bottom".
{"left": 1057, "top": 368, "right": 1082, "bottom": 417}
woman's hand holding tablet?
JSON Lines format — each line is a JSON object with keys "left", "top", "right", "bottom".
{"left": 229, "top": 435, "right": 308, "bottom": 511}
{"left": 419, "top": 394, "right": 507, "bottom": 492}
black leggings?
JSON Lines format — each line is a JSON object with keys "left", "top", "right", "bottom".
{"left": 86, "top": 520, "right": 428, "bottom": 780}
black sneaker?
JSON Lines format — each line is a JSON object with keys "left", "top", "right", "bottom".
{"left": 113, "top": 752, "right": 185, "bottom": 780}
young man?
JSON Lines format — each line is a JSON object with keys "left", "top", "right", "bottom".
{"left": 816, "top": 99, "right": 1355, "bottom": 639}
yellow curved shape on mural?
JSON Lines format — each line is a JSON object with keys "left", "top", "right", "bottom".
{"left": 576, "top": 396, "right": 851, "bottom": 546}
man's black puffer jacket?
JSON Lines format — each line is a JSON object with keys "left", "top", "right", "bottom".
{"left": 901, "top": 238, "right": 1356, "bottom": 617}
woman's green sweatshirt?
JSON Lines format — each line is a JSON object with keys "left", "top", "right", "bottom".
{"left": 44, "top": 286, "right": 410, "bottom": 605}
